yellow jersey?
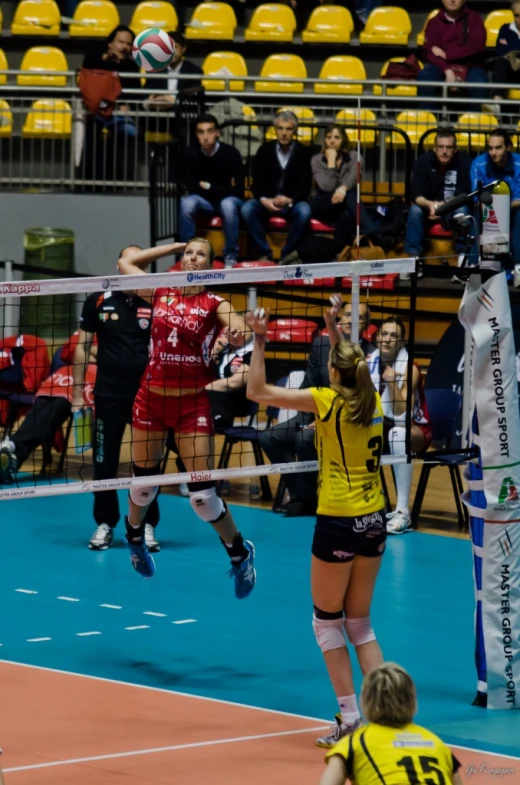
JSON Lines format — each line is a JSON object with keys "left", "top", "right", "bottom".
{"left": 326, "top": 722, "right": 460, "bottom": 785}
{"left": 310, "top": 387, "right": 385, "bottom": 517}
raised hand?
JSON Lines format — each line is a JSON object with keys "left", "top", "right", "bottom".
{"left": 324, "top": 293, "right": 343, "bottom": 329}
{"left": 246, "top": 307, "right": 270, "bottom": 336}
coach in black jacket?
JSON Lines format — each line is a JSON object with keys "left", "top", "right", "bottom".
{"left": 259, "top": 301, "right": 374, "bottom": 516}
{"left": 241, "top": 110, "right": 312, "bottom": 261}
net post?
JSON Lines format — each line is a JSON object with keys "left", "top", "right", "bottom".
{"left": 350, "top": 275, "right": 360, "bottom": 345}
{"left": 461, "top": 323, "right": 473, "bottom": 448}
{"left": 247, "top": 286, "right": 257, "bottom": 312}
{"left": 405, "top": 261, "right": 418, "bottom": 460}
{"left": 2, "top": 260, "right": 18, "bottom": 337}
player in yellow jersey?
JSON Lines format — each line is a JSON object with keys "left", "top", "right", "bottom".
{"left": 320, "top": 663, "right": 463, "bottom": 785}
{"left": 247, "top": 296, "right": 387, "bottom": 748}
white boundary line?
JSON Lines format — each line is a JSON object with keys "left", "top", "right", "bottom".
{"left": 0, "top": 258, "right": 415, "bottom": 299}
{"left": 3, "top": 727, "right": 329, "bottom": 773}
{"left": 0, "top": 660, "right": 518, "bottom": 762}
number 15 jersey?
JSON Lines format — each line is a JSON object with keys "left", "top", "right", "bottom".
{"left": 310, "top": 387, "right": 385, "bottom": 517}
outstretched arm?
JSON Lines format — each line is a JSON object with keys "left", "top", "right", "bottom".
{"left": 117, "top": 242, "right": 186, "bottom": 275}
{"left": 246, "top": 308, "right": 317, "bottom": 413}
{"left": 324, "top": 294, "right": 344, "bottom": 349}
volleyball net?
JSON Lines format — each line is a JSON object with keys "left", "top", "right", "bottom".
{"left": 0, "top": 258, "right": 417, "bottom": 501}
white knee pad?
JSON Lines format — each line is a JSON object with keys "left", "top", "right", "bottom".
{"left": 129, "top": 485, "right": 159, "bottom": 507}
{"left": 344, "top": 617, "right": 376, "bottom": 647}
{"left": 312, "top": 612, "right": 345, "bottom": 653}
{"left": 388, "top": 425, "right": 406, "bottom": 456}
{"left": 189, "top": 486, "right": 226, "bottom": 523}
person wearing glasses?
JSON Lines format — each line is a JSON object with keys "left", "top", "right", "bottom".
{"left": 403, "top": 128, "right": 471, "bottom": 278}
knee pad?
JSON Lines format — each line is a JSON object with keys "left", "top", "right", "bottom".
{"left": 388, "top": 425, "right": 406, "bottom": 454}
{"left": 129, "top": 462, "right": 160, "bottom": 507}
{"left": 189, "top": 486, "right": 226, "bottom": 523}
{"left": 312, "top": 607, "right": 345, "bottom": 653}
{"left": 344, "top": 617, "right": 375, "bottom": 647}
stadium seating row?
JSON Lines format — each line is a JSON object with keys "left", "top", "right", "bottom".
{"left": 0, "top": 98, "right": 513, "bottom": 150}
{"left": 0, "top": 1, "right": 515, "bottom": 47}
{"left": 3, "top": 49, "right": 515, "bottom": 102}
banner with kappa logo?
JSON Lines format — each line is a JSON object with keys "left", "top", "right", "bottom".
{"left": 459, "top": 271, "right": 520, "bottom": 709}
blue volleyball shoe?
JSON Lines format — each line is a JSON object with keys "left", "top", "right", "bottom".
{"left": 229, "top": 540, "right": 256, "bottom": 599}
{"left": 128, "top": 540, "right": 156, "bottom": 578}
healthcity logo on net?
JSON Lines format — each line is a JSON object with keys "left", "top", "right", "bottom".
{"left": 0, "top": 283, "right": 40, "bottom": 295}
{"left": 186, "top": 272, "right": 226, "bottom": 283}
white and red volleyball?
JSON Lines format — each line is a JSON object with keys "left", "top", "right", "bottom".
{"left": 132, "top": 28, "right": 175, "bottom": 73}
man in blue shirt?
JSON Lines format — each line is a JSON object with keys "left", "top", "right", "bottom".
{"left": 471, "top": 128, "right": 520, "bottom": 266}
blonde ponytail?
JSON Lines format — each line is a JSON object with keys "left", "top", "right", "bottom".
{"left": 330, "top": 341, "right": 376, "bottom": 428}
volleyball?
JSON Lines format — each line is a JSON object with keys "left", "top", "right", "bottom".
{"left": 132, "top": 28, "right": 175, "bottom": 73}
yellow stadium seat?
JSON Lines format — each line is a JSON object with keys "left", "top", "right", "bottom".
{"left": 186, "top": 3, "right": 237, "bottom": 40}
{"left": 457, "top": 113, "right": 498, "bottom": 150}
{"left": 302, "top": 5, "right": 353, "bottom": 43}
{"left": 265, "top": 106, "right": 317, "bottom": 145}
{"left": 69, "top": 0, "right": 119, "bottom": 37}
{"left": 359, "top": 6, "right": 411, "bottom": 45}
{"left": 254, "top": 54, "right": 306, "bottom": 93}
{"left": 130, "top": 1, "right": 178, "bottom": 33}
{"left": 202, "top": 51, "right": 247, "bottom": 91}
{"left": 314, "top": 55, "right": 365, "bottom": 95}
{"left": 484, "top": 10, "right": 514, "bottom": 48}
{"left": 416, "top": 10, "right": 438, "bottom": 47}
{"left": 11, "top": 0, "right": 61, "bottom": 35}
{"left": 336, "top": 108, "right": 377, "bottom": 147}
{"left": 373, "top": 58, "right": 423, "bottom": 97}
{"left": 0, "top": 50, "right": 7, "bottom": 86}
{"left": 0, "top": 8, "right": 3, "bottom": 30}
{"left": 391, "top": 110, "right": 437, "bottom": 147}
{"left": 0, "top": 100, "right": 13, "bottom": 137}
{"left": 245, "top": 4, "right": 296, "bottom": 42}
{"left": 509, "top": 88, "right": 520, "bottom": 101}
{"left": 22, "top": 99, "right": 72, "bottom": 138}
{"left": 18, "top": 46, "right": 68, "bottom": 86}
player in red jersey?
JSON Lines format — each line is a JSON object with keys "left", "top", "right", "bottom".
{"left": 117, "top": 237, "right": 256, "bottom": 598}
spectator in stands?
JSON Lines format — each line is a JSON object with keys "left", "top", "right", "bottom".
{"left": 0, "top": 337, "right": 97, "bottom": 484}
{"left": 404, "top": 128, "right": 472, "bottom": 276}
{"left": 241, "top": 110, "right": 312, "bottom": 263}
{"left": 418, "top": 0, "right": 488, "bottom": 111}
{"left": 205, "top": 321, "right": 260, "bottom": 500}
{"left": 366, "top": 318, "right": 432, "bottom": 535}
{"left": 490, "top": 1, "right": 520, "bottom": 112}
{"left": 179, "top": 114, "right": 244, "bottom": 267}
{"left": 259, "top": 301, "right": 374, "bottom": 517}
{"left": 354, "top": 0, "right": 382, "bottom": 27}
{"left": 310, "top": 124, "right": 376, "bottom": 255}
{"left": 470, "top": 128, "right": 520, "bottom": 265}
{"left": 145, "top": 31, "right": 203, "bottom": 110}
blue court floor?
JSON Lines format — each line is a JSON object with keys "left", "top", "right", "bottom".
{"left": 0, "top": 490, "right": 519, "bottom": 758}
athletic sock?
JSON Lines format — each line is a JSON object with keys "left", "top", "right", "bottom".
{"left": 125, "top": 515, "right": 144, "bottom": 543}
{"left": 220, "top": 531, "right": 248, "bottom": 563}
{"left": 388, "top": 426, "right": 411, "bottom": 516}
{"left": 338, "top": 694, "right": 361, "bottom": 725}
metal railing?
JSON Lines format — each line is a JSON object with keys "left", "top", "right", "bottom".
{"left": 0, "top": 69, "right": 518, "bottom": 193}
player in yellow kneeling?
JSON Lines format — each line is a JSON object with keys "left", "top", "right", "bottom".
{"left": 320, "top": 663, "right": 463, "bottom": 785}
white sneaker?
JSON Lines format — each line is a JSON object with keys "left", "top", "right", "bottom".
{"left": 144, "top": 523, "right": 160, "bottom": 553}
{"left": 0, "top": 438, "right": 18, "bottom": 483}
{"left": 88, "top": 523, "right": 113, "bottom": 550}
{"left": 316, "top": 714, "right": 363, "bottom": 748}
{"left": 386, "top": 510, "right": 413, "bottom": 535}
{"left": 179, "top": 483, "right": 189, "bottom": 497}
{"left": 513, "top": 265, "right": 520, "bottom": 289}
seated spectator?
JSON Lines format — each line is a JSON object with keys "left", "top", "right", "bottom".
{"left": 145, "top": 31, "right": 203, "bottom": 111}
{"left": 205, "top": 322, "right": 260, "bottom": 499}
{"left": 82, "top": 25, "right": 141, "bottom": 180}
{"left": 470, "top": 129, "right": 520, "bottom": 265}
{"left": 259, "top": 300, "right": 374, "bottom": 516}
{"left": 180, "top": 114, "right": 244, "bottom": 267}
{"left": 241, "top": 110, "right": 312, "bottom": 263}
{"left": 366, "top": 318, "right": 432, "bottom": 535}
{"left": 0, "top": 338, "right": 97, "bottom": 483}
{"left": 490, "top": 2, "right": 520, "bottom": 112}
{"left": 418, "top": 0, "right": 488, "bottom": 111}
{"left": 310, "top": 124, "right": 376, "bottom": 255}
{"left": 404, "top": 128, "right": 472, "bottom": 276}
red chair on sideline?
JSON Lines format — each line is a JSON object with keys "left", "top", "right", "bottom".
{"left": 267, "top": 318, "right": 318, "bottom": 343}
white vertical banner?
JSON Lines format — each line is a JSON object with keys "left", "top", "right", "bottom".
{"left": 459, "top": 271, "right": 520, "bottom": 709}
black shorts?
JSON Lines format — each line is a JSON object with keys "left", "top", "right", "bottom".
{"left": 312, "top": 510, "right": 387, "bottom": 563}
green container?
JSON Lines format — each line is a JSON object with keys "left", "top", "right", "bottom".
{"left": 20, "top": 228, "right": 76, "bottom": 340}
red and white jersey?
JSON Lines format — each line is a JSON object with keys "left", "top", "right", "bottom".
{"left": 36, "top": 364, "right": 97, "bottom": 407}
{"left": 145, "top": 288, "right": 224, "bottom": 389}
